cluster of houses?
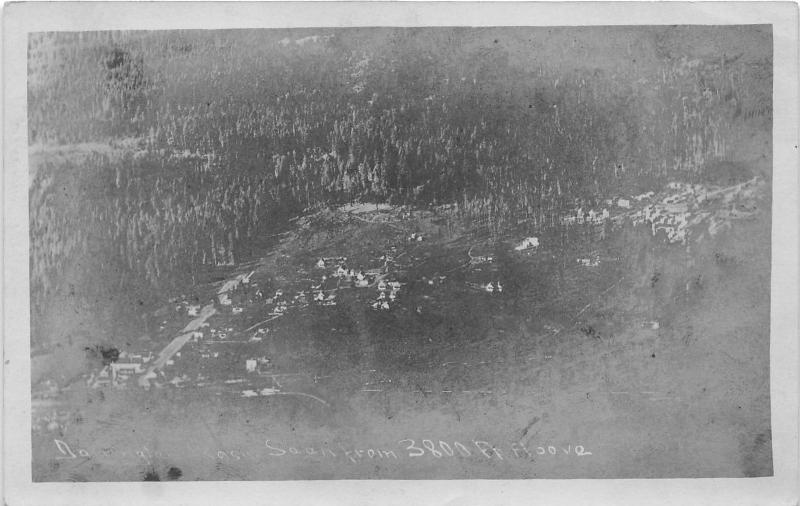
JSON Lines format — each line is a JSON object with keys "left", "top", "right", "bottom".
{"left": 615, "top": 177, "right": 765, "bottom": 247}
{"left": 562, "top": 207, "right": 612, "bottom": 226}
{"left": 249, "top": 327, "right": 269, "bottom": 342}
{"left": 87, "top": 351, "right": 153, "bottom": 389}
{"left": 268, "top": 291, "right": 292, "bottom": 314}
{"left": 577, "top": 254, "right": 601, "bottom": 267}
{"left": 316, "top": 251, "right": 409, "bottom": 311}
{"left": 86, "top": 267, "right": 281, "bottom": 391}
{"left": 630, "top": 181, "right": 714, "bottom": 245}
{"left": 245, "top": 355, "right": 271, "bottom": 374}
{"left": 559, "top": 192, "right": 674, "bottom": 231}
{"left": 331, "top": 262, "right": 381, "bottom": 286}
{"left": 313, "top": 289, "right": 337, "bottom": 305}
{"left": 483, "top": 281, "right": 503, "bottom": 293}
{"left": 315, "top": 256, "right": 347, "bottom": 269}
{"left": 469, "top": 252, "right": 493, "bottom": 265}
{"left": 514, "top": 181, "right": 748, "bottom": 269}
{"left": 371, "top": 278, "right": 403, "bottom": 310}
{"left": 209, "top": 327, "right": 234, "bottom": 340}
{"left": 635, "top": 203, "right": 691, "bottom": 244}
{"left": 241, "top": 387, "right": 280, "bottom": 398}
{"left": 466, "top": 281, "right": 504, "bottom": 294}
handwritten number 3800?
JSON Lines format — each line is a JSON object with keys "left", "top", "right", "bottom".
{"left": 399, "top": 439, "right": 471, "bottom": 458}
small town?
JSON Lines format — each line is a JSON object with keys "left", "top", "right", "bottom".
{"left": 27, "top": 25, "right": 775, "bottom": 482}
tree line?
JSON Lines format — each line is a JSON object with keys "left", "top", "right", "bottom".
{"left": 27, "top": 30, "right": 771, "bottom": 342}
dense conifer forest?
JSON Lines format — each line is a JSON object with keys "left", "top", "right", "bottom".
{"left": 28, "top": 28, "right": 771, "bottom": 346}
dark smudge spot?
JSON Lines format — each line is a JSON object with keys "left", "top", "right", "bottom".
{"left": 166, "top": 466, "right": 183, "bottom": 480}
{"left": 84, "top": 345, "right": 120, "bottom": 366}
{"left": 650, "top": 271, "right": 661, "bottom": 287}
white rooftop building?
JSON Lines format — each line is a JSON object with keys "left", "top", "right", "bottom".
{"left": 514, "top": 237, "right": 539, "bottom": 251}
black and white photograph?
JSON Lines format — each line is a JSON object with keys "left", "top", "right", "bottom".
{"left": 3, "top": 2, "right": 799, "bottom": 503}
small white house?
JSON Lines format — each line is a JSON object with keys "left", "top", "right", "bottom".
{"left": 617, "top": 199, "right": 631, "bottom": 209}
{"left": 110, "top": 362, "right": 143, "bottom": 384}
{"left": 577, "top": 257, "right": 600, "bottom": 267}
{"left": 514, "top": 237, "right": 540, "bottom": 251}
{"left": 245, "top": 359, "right": 257, "bottom": 373}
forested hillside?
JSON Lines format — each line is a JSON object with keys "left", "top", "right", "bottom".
{"left": 28, "top": 27, "right": 772, "bottom": 348}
